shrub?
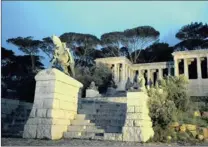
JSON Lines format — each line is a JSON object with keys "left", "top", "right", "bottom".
{"left": 148, "top": 75, "right": 208, "bottom": 142}
{"left": 75, "top": 63, "right": 113, "bottom": 97}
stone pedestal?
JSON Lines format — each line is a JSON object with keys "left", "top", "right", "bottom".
{"left": 122, "top": 91, "right": 154, "bottom": 142}
{"left": 23, "top": 68, "right": 83, "bottom": 140}
{"left": 86, "top": 89, "right": 101, "bottom": 97}
{"left": 106, "top": 87, "right": 117, "bottom": 96}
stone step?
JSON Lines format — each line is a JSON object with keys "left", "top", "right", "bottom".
{"left": 78, "top": 109, "right": 126, "bottom": 115}
{"left": 70, "top": 120, "right": 94, "bottom": 126}
{"left": 80, "top": 106, "right": 126, "bottom": 112}
{"left": 64, "top": 132, "right": 82, "bottom": 138}
{"left": 81, "top": 104, "right": 126, "bottom": 109}
{"left": 64, "top": 131, "right": 104, "bottom": 140}
{"left": 75, "top": 114, "right": 86, "bottom": 120}
{"left": 85, "top": 127, "right": 104, "bottom": 133}
{"left": 67, "top": 125, "right": 104, "bottom": 133}
{"left": 67, "top": 125, "right": 86, "bottom": 131}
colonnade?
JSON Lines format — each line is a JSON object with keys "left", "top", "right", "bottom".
{"left": 110, "top": 63, "right": 134, "bottom": 84}
{"left": 138, "top": 65, "right": 173, "bottom": 86}
{"left": 174, "top": 55, "right": 208, "bottom": 79}
{"left": 109, "top": 62, "right": 174, "bottom": 87}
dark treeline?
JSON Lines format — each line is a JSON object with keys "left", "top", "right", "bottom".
{"left": 2, "top": 22, "right": 208, "bottom": 101}
{"left": 6, "top": 22, "right": 208, "bottom": 67}
{"left": 1, "top": 47, "right": 44, "bottom": 102}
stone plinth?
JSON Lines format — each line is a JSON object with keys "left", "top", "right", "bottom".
{"left": 86, "top": 89, "right": 100, "bottom": 98}
{"left": 106, "top": 87, "right": 117, "bottom": 96}
{"left": 122, "top": 91, "right": 154, "bottom": 142}
{"left": 23, "top": 68, "right": 83, "bottom": 140}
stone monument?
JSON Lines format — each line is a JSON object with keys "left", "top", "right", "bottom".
{"left": 50, "top": 35, "right": 75, "bottom": 77}
{"left": 106, "top": 79, "right": 117, "bottom": 96}
{"left": 138, "top": 74, "right": 146, "bottom": 92}
{"left": 86, "top": 81, "right": 101, "bottom": 98}
{"left": 23, "top": 35, "right": 83, "bottom": 140}
{"left": 122, "top": 73, "right": 153, "bottom": 142}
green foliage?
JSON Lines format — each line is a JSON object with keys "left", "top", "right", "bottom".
{"left": 148, "top": 87, "right": 178, "bottom": 128}
{"left": 74, "top": 63, "right": 113, "bottom": 97}
{"left": 148, "top": 75, "right": 208, "bottom": 142}
{"left": 175, "top": 22, "right": 208, "bottom": 50}
{"left": 176, "top": 22, "right": 208, "bottom": 40}
{"left": 7, "top": 36, "right": 42, "bottom": 72}
{"left": 40, "top": 37, "right": 54, "bottom": 59}
{"left": 1, "top": 47, "right": 44, "bottom": 102}
{"left": 60, "top": 33, "right": 101, "bottom": 66}
{"left": 145, "top": 42, "right": 174, "bottom": 63}
{"left": 160, "top": 75, "right": 190, "bottom": 111}
{"left": 148, "top": 75, "right": 190, "bottom": 127}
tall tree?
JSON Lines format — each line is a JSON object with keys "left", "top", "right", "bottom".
{"left": 40, "top": 37, "right": 54, "bottom": 59}
{"left": 145, "top": 42, "right": 174, "bottom": 63}
{"left": 7, "top": 36, "right": 42, "bottom": 72}
{"left": 101, "top": 32, "right": 124, "bottom": 57}
{"left": 60, "top": 33, "right": 101, "bottom": 66}
{"left": 1, "top": 47, "right": 44, "bottom": 101}
{"left": 175, "top": 22, "right": 208, "bottom": 50}
{"left": 123, "top": 26, "right": 160, "bottom": 63}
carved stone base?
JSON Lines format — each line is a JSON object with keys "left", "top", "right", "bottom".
{"left": 23, "top": 68, "right": 83, "bottom": 140}
{"left": 86, "top": 89, "right": 101, "bottom": 98}
{"left": 122, "top": 91, "right": 154, "bottom": 142}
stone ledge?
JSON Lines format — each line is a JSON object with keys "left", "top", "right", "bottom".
{"left": 35, "top": 68, "right": 83, "bottom": 88}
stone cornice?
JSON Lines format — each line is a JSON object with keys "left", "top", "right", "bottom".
{"left": 95, "top": 56, "right": 132, "bottom": 65}
{"left": 172, "top": 49, "right": 208, "bottom": 58}
{"left": 132, "top": 61, "right": 174, "bottom": 70}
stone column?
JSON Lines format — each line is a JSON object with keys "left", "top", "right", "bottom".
{"left": 174, "top": 58, "right": 179, "bottom": 76}
{"left": 23, "top": 68, "right": 83, "bottom": 140}
{"left": 117, "top": 64, "right": 119, "bottom": 82}
{"left": 138, "top": 69, "right": 141, "bottom": 77}
{"left": 150, "top": 69, "right": 155, "bottom": 84}
{"left": 197, "top": 57, "right": 202, "bottom": 79}
{"left": 184, "top": 58, "right": 189, "bottom": 79}
{"left": 168, "top": 67, "right": 171, "bottom": 76}
{"left": 114, "top": 64, "right": 118, "bottom": 83}
{"left": 122, "top": 63, "right": 126, "bottom": 81}
{"left": 128, "top": 67, "right": 130, "bottom": 79}
{"left": 158, "top": 68, "right": 163, "bottom": 80}
{"left": 147, "top": 69, "right": 150, "bottom": 88}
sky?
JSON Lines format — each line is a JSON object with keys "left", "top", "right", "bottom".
{"left": 2, "top": 1, "right": 208, "bottom": 67}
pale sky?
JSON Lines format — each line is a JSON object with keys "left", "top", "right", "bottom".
{"left": 2, "top": 1, "right": 208, "bottom": 66}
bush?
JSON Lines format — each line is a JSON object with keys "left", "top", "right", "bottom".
{"left": 148, "top": 75, "right": 208, "bottom": 142}
{"left": 75, "top": 63, "right": 113, "bottom": 97}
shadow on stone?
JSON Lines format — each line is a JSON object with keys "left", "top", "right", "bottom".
{"left": 78, "top": 98, "right": 127, "bottom": 133}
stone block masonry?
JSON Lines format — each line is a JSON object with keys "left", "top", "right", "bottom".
{"left": 122, "top": 91, "right": 154, "bottom": 142}
{"left": 23, "top": 68, "right": 83, "bottom": 140}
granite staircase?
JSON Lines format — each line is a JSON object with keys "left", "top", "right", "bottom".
{"left": 63, "top": 98, "right": 126, "bottom": 140}
{"left": 64, "top": 114, "right": 105, "bottom": 140}
{"left": 78, "top": 99, "right": 126, "bottom": 133}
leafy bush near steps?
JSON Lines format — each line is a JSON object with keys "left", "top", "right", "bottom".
{"left": 74, "top": 63, "right": 113, "bottom": 97}
{"left": 147, "top": 75, "right": 208, "bottom": 142}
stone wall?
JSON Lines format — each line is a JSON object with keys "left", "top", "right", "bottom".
{"left": 1, "top": 98, "right": 33, "bottom": 137}
{"left": 188, "top": 79, "right": 208, "bottom": 96}
{"left": 1, "top": 98, "right": 20, "bottom": 118}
